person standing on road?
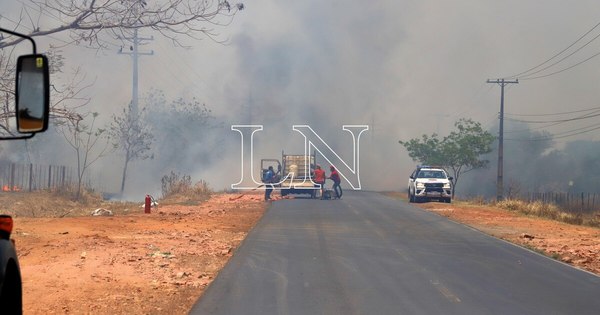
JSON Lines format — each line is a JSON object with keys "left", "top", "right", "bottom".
{"left": 313, "top": 164, "right": 326, "bottom": 199}
{"left": 329, "top": 165, "right": 342, "bottom": 199}
{"left": 264, "top": 166, "right": 275, "bottom": 201}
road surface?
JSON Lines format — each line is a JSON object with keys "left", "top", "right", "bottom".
{"left": 190, "top": 191, "right": 600, "bottom": 315}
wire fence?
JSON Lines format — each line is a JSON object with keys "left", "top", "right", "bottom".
{"left": 0, "top": 162, "right": 94, "bottom": 192}
{"left": 520, "top": 192, "right": 600, "bottom": 214}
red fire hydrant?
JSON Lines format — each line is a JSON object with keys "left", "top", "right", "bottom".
{"left": 144, "top": 195, "right": 152, "bottom": 214}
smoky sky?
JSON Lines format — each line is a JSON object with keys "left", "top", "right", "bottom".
{"left": 3, "top": 0, "right": 600, "bottom": 194}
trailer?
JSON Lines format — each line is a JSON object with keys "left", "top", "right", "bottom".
{"left": 261, "top": 151, "right": 317, "bottom": 197}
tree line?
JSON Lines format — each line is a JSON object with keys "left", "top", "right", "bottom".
{"left": 399, "top": 117, "right": 600, "bottom": 200}
{"left": 0, "top": 0, "right": 243, "bottom": 199}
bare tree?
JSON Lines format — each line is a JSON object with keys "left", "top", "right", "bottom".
{"left": 0, "top": 47, "right": 88, "bottom": 134}
{"left": 0, "top": 0, "right": 244, "bottom": 49}
{"left": 59, "top": 112, "right": 110, "bottom": 199}
{"left": 109, "top": 102, "right": 153, "bottom": 195}
{"left": 0, "top": 49, "right": 18, "bottom": 133}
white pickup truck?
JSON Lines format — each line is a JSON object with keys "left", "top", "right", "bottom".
{"left": 408, "top": 166, "right": 453, "bottom": 203}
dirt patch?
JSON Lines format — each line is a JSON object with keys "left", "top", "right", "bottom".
{"left": 11, "top": 192, "right": 266, "bottom": 314}
{"left": 386, "top": 192, "right": 600, "bottom": 275}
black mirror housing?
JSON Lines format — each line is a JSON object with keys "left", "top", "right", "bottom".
{"left": 15, "top": 54, "right": 50, "bottom": 133}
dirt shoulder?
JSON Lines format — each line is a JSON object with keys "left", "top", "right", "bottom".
{"left": 12, "top": 192, "right": 266, "bottom": 315}
{"left": 386, "top": 192, "right": 600, "bottom": 276}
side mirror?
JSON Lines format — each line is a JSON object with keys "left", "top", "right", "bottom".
{"left": 448, "top": 177, "right": 454, "bottom": 182}
{"left": 15, "top": 54, "right": 49, "bottom": 133}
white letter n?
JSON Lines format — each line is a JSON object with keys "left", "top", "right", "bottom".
{"left": 293, "top": 125, "right": 368, "bottom": 190}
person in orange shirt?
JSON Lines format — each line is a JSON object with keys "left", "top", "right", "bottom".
{"left": 313, "top": 164, "right": 326, "bottom": 199}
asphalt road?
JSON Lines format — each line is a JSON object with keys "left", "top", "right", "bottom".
{"left": 190, "top": 191, "right": 600, "bottom": 315}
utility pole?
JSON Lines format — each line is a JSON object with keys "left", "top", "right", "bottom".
{"left": 486, "top": 78, "right": 518, "bottom": 201}
{"left": 118, "top": 28, "right": 154, "bottom": 116}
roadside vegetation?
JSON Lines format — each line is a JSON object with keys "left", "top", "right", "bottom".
{"left": 0, "top": 171, "right": 212, "bottom": 218}
{"left": 389, "top": 191, "right": 600, "bottom": 228}
{"left": 0, "top": 188, "right": 135, "bottom": 218}
{"left": 494, "top": 199, "right": 600, "bottom": 228}
{"left": 160, "top": 171, "right": 212, "bottom": 206}
{"left": 458, "top": 196, "right": 600, "bottom": 228}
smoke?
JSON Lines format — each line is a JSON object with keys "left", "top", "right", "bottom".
{"left": 4, "top": 0, "right": 600, "bottom": 196}
{"left": 70, "top": 0, "right": 600, "bottom": 195}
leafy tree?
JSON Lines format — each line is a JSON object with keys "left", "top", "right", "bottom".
{"left": 109, "top": 102, "right": 153, "bottom": 194}
{"left": 399, "top": 118, "right": 495, "bottom": 196}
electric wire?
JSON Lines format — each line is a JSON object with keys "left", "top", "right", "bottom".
{"left": 518, "top": 31, "right": 600, "bottom": 80}
{"left": 504, "top": 106, "right": 600, "bottom": 133}
{"left": 504, "top": 108, "right": 600, "bottom": 139}
{"left": 506, "top": 110, "right": 600, "bottom": 124}
{"left": 519, "top": 50, "right": 600, "bottom": 80}
{"left": 505, "top": 106, "right": 600, "bottom": 117}
{"left": 504, "top": 118, "right": 580, "bottom": 134}
{"left": 504, "top": 21, "right": 600, "bottom": 79}
{"left": 505, "top": 123, "right": 600, "bottom": 141}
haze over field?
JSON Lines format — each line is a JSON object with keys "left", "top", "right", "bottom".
{"left": 2, "top": 0, "right": 600, "bottom": 197}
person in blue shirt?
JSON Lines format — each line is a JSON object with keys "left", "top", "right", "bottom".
{"left": 264, "top": 166, "right": 275, "bottom": 201}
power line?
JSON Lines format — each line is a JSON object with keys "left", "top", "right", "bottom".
{"left": 506, "top": 123, "right": 600, "bottom": 141}
{"left": 506, "top": 110, "right": 600, "bottom": 124}
{"left": 505, "top": 21, "right": 600, "bottom": 79}
{"left": 506, "top": 106, "right": 600, "bottom": 117}
{"left": 504, "top": 108, "right": 600, "bottom": 134}
{"left": 518, "top": 31, "right": 600, "bottom": 80}
{"left": 505, "top": 119, "right": 577, "bottom": 134}
{"left": 520, "top": 49, "right": 600, "bottom": 80}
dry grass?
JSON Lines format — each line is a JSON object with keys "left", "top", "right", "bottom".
{"left": 383, "top": 191, "right": 600, "bottom": 228}
{"left": 160, "top": 171, "right": 212, "bottom": 206}
{"left": 494, "top": 199, "right": 600, "bottom": 227}
{"left": 0, "top": 189, "right": 138, "bottom": 218}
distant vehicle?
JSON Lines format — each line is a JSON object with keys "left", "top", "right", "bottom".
{"left": 0, "top": 27, "right": 50, "bottom": 314}
{"left": 261, "top": 151, "right": 317, "bottom": 197}
{"left": 408, "top": 165, "right": 453, "bottom": 203}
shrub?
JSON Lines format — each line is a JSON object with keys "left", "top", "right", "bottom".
{"left": 496, "top": 199, "right": 525, "bottom": 211}
{"left": 491, "top": 197, "right": 598, "bottom": 227}
{"left": 160, "top": 171, "right": 211, "bottom": 201}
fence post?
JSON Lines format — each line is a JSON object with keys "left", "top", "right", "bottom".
{"left": 9, "top": 163, "right": 15, "bottom": 191}
{"left": 48, "top": 165, "right": 52, "bottom": 190}
{"left": 29, "top": 163, "right": 33, "bottom": 192}
{"left": 61, "top": 166, "right": 66, "bottom": 188}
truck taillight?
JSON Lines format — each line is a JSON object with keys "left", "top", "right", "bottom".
{"left": 0, "top": 215, "right": 13, "bottom": 239}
